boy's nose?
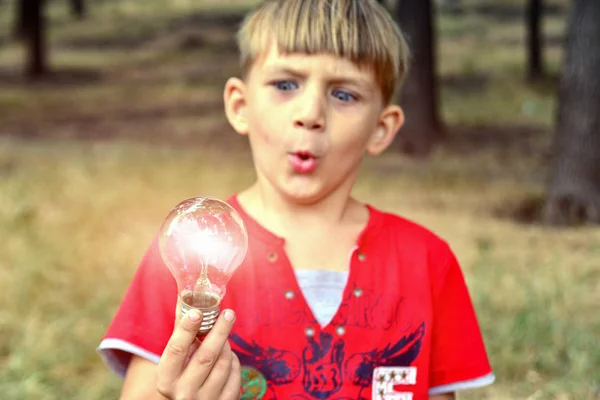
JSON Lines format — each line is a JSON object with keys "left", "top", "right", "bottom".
{"left": 293, "top": 92, "right": 326, "bottom": 131}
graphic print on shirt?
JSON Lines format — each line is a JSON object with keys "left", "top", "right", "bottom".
{"left": 236, "top": 284, "right": 413, "bottom": 332}
{"left": 372, "top": 366, "right": 417, "bottom": 400}
{"left": 231, "top": 322, "right": 425, "bottom": 400}
{"left": 240, "top": 366, "right": 269, "bottom": 399}
{"left": 301, "top": 331, "right": 345, "bottom": 398}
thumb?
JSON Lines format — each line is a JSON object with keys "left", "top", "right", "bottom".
{"left": 174, "top": 296, "right": 183, "bottom": 325}
{"left": 179, "top": 308, "right": 204, "bottom": 334}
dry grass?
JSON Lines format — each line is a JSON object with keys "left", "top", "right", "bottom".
{"left": 0, "top": 0, "right": 598, "bottom": 399}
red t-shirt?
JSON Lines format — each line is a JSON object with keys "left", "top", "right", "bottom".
{"left": 98, "top": 195, "right": 494, "bottom": 399}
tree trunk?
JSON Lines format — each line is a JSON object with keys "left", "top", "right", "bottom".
{"left": 13, "top": 0, "right": 27, "bottom": 39}
{"left": 394, "top": 0, "right": 442, "bottom": 156}
{"left": 70, "top": 0, "right": 85, "bottom": 19}
{"left": 543, "top": 0, "right": 600, "bottom": 225}
{"left": 526, "top": 0, "right": 544, "bottom": 81}
{"left": 23, "top": 0, "right": 48, "bottom": 79}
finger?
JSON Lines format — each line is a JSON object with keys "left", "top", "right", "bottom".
{"left": 219, "top": 352, "right": 242, "bottom": 400}
{"left": 193, "top": 341, "right": 233, "bottom": 398}
{"left": 183, "top": 338, "right": 201, "bottom": 368}
{"left": 157, "top": 309, "right": 204, "bottom": 391}
{"left": 177, "top": 309, "right": 236, "bottom": 389}
{"left": 175, "top": 297, "right": 183, "bottom": 324}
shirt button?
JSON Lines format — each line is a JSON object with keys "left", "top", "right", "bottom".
{"left": 353, "top": 288, "right": 363, "bottom": 297}
{"left": 267, "top": 252, "right": 278, "bottom": 262}
{"left": 305, "top": 327, "right": 315, "bottom": 337}
{"left": 284, "top": 290, "right": 295, "bottom": 299}
{"left": 357, "top": 252, "right": 366, "bottom": 261}
{"left": 336, "top": 326, "right": 346, "bottom": 336}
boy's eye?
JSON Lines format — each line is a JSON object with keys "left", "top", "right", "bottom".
{"left": 273, "top": 80, "right": 298, "bottom": 91}
{"left": 332, "top": 89, "right": 357, "bottom": 102}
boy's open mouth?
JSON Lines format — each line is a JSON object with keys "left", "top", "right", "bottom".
{"left": 288, "top": 151, "right": 319, "bottom": 173}
{"left": 295, "top": 151, "right": 314, "bottom": 161}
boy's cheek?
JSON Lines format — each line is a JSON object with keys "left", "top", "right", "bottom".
{"left": 330, "top": 129, "right": 372, "bottom": 152}
{"left": 260, "top": 130, "right": 272, "bottom": 145}
{"left": 249, "top": 111, "right": 287, "bottom": 146}
{"left": 247, "top": 123, "right": 279, "bottom": 150}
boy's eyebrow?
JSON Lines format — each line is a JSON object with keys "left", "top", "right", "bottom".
{"left": 263, "top": 66, "right": 374, "bottom": 92}
{"left": 263, "top": 66, "right": 307, "bottom": 78}
{"left": 328, "top": 76, "right": 374, "bottom": 93}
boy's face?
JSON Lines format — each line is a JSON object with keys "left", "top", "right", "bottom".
{"left": 225, "top": 44, "right": 404, "bottom": 205}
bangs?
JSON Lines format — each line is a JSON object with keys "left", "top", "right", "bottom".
{"left": 237, "top": 0, "right": 409, "bottom": 103}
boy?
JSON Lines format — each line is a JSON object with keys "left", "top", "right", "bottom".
{"left": 98, "top": 0, "right": 495, "bottom": 399}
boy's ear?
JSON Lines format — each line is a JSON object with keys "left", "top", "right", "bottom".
{"left": 366, "top": 104, "right": 405, "bottom": 155}
{"left": 224, "top": 77, "right": 249, "bottom": 135}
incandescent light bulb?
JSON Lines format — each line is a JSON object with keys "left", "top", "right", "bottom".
{"left": 158, "top": 197, "right": 248, "bottom": 335}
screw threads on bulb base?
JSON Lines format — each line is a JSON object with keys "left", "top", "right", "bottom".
{"left": 180, "top": 292, "right": 221, "bottom": 336}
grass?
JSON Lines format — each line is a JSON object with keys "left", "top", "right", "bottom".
{"left": 1, "top": 0, "right": 598, "bottom": 399}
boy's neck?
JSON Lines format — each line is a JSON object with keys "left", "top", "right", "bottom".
{"left": 237, "top": 182, "right": 367, "bottom": 238}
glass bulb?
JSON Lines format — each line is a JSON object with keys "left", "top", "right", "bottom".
{"left": 158, "top": 196, "right": 248, "bottom": 335}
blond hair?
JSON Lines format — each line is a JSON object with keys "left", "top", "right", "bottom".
{"left": 236, "top": 0, "right": 410, "bottom": 104}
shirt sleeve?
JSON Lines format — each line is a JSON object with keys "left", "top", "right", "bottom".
{"left": 96, "top": 235, "right": 178, "bottom": 378}
{"left": 428, "top": 246, "right": 495, "bottom": 395}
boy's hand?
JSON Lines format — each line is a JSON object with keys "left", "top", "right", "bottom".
{"left": 156, "top": 308, "right": 241, "bottom": 400}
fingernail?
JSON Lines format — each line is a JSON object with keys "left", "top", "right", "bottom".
{"left": 223, "top": 310, "right": 235, "bottom": 322}
{"left": 188, "top": 310, "right": 201, "bottom": 322}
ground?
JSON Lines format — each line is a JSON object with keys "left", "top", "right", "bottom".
{"left": 0, "top": 0, "right": 598, "bottom": 399}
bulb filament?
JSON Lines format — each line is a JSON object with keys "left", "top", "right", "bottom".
{"left": 185, "top": 261, "right": 219, "bottom": 308}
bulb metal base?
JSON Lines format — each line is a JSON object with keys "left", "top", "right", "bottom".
{"left": 180, "top": 292, "right": 221, "bottom": 337}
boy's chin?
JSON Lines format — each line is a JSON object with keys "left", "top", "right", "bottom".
{"left": 272, "top": 171, "right": 357, "bottom": 206}
{"left": 278, "top": 186, "right": 330, "bottom": 206}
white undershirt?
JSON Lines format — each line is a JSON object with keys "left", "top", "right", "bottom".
{"left": 293, "top": 269, "right": 349, "bottom": 327}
